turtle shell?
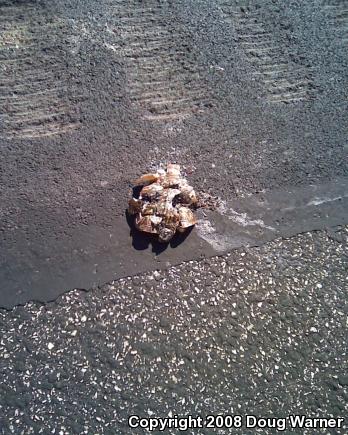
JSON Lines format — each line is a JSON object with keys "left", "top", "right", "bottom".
{"left": 129, "top": 163, "right": 198, "bottom": 242}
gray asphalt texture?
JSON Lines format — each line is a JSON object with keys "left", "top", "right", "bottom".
{"left": 0, "top": 1, "right": 347, "bottom": 432}
{"left": 1, "top": 0, "right": 347, "bottom": 306}
{"left": 0, "top": 226, "right": 347, "bottom": 434}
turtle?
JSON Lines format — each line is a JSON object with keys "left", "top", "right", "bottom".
{"left": 128, "top": 164, "right": 198, "bottom": 242}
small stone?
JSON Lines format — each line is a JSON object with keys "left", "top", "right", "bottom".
{"left": 250, "top": 293, "right": 264, "bottom": 303}
{"left": 159, "top": 316, "right": 170, "bottom": 328}
{"left": 145, "top": 281, "right": 153, "bottom": 290}
{"left": 47, "top": 342, "right": 54, "bottom": 350}
{"left": 212, "top": 266, "right": 221, "bottom": 277}
{"left": 153, "top": 271, "right": 161, "bottom": 281}
{"left": 132, "top": 277, "right": 141, "bottom": 286}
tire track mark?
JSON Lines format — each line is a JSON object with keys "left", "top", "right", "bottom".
{"left": 323, "top": 1, "right": 348, "bottom": 44}
{"left": 104, "top": 0, "right": 211, "bottom": 121}
{"left": 219, "top": 2, "right": 316, "bottom": 103}
{"left": 0, "top": 4, "right": 83, "bottom": 139}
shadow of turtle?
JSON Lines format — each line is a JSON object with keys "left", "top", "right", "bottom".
{"left": 125, "top": 210, "right": 193, "bottom": 255}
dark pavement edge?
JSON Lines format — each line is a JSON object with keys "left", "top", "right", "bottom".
{"left": 1, "top": 177, "right": 347, "bottom": 309}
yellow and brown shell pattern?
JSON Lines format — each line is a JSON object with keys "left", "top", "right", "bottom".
{"left": 128, "top": 164, "right": 197, "bottom": 242}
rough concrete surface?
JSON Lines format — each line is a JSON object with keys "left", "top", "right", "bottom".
{"left": 0, "top": 226, "right": 347, "bottom": 434}
{"left": 0, "top": 0, "right": 347, "bottom": 307}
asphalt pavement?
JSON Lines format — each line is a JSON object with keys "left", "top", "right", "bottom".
{"left": 0, "top": 226, "right": 347, "bottom": 434}
{"left": 0, "top": 0, "right": 347, "bottom": 306}
{"left": 0, "top": 0, "right": 347, "bottom": 433}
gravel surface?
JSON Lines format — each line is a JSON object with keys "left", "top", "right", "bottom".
{"left": 1, "top": 226, "right": 347, "bottom": 434}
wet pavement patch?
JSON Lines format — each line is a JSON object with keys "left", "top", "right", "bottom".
{"left": 1, "top": 176, "right": 347, "bottom": 308}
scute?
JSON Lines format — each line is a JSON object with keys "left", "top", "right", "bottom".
{"left": 133, "top": 173, "right": 159, "bottom": 186}
{"left": 128, "top": 163, "right": 198, "bottom": 242}
{"left": 178, "top": 207, "right": 197, "bottom": 231}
